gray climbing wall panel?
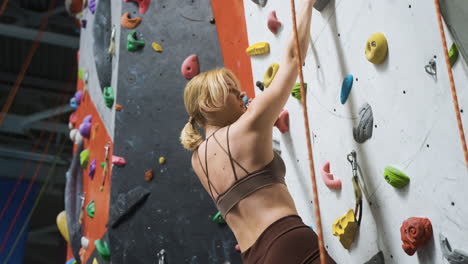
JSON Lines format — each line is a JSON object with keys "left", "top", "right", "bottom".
{"left": 108, "top": 0, "right": 242, "bottom": 263}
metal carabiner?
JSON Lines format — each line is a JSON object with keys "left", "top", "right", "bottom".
{"left": 347, "top": 150, "right": 363, "bottom": 225}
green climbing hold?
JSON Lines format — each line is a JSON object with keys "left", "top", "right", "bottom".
{"left": 87, "top": 200, "right": 95, "bottom": 218}
{"left": 78, "top": 68, "right": 84, "bottom": 80}
{"left": 103, "top": 86, "right": 115, "bottom": 108}
{"left": 100, "top": 162, "right": 106, "bottom": 168}
{"left": 127, "top": 31, "right": 145, "bottom": 51}
{"left": 449, "top": 43, "right": 459, "bottom": 67}
{"left": 94, "top": 239, "right": 111, "bottom": 261}
{"left": 383, "top": 166, "right": 410, "bottom": 188}
{"left": 80, "top": 149, "right": 90, "bottom": 168}
{"left": 212, "top": 211, "right": 226, "bottom": 224}
{"left": 291, "top": 83, "right": 307, "bottom": 100}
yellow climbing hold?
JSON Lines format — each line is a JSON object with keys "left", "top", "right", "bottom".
{"left": 263, "top": 63, "right": 280, "bottom": 88}
{"left": 332, "top": 209, "right": 358, "bottom": 249}
{"left": 159, "top": 156, "right": 166, "bottom": 165}
{"left": 365, "top": 32, "right": 388, "bottom": 64}
{"left": 56, "top": 211, "right": 70, "bottom": 243}
{"left": 151, "top": 42, "right": 163, "bottom": 53}
{"left": 92, "top": 258, "right": 99, "bottom": 264}
{"left": 246, "top": 42, "right": 270, "bottom": 56}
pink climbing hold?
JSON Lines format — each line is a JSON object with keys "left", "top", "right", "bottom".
{"left": 69, "top": 112, "right": 78, "bottom": 126}
{"left": 274, "top": 109, "right": 289, "bottom": 133}
{"left": 235, "top": 244, "right": 241, "bottom": 252}
{"left": 181, "top": 54, "right": 200, "bottom": 80}
{"left": 124, "top": 0, "right": 150, "bottom": 15}
{"left": 321, "top": 161, "right": 342, "bottom": 189}
{"left": 268, "top": 11, "right": 282, "bottom": 34}
{"left": 112, "top": 155, "right": 127, "bottom": 167}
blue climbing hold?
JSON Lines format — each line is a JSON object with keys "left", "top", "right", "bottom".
{"left": 70, "top": 97, "right": 78, "bottom": 110}
{"left": 340, "top": 74, "right": 353, "bottom": 104}
{"left": 243, "top": 95, "right": 249, "bottom": 106}
{"left": 66, "top": 259, "right": 77, "bottom": 264}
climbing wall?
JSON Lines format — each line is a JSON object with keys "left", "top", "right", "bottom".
{"left": 243, "top": 0, "right": 468, "bottom": 263}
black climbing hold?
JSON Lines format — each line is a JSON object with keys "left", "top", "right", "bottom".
{"left": 440, "top": 234, "right": 468, "bottom": 264}
{"left": 251, "top": 0, "right": 267, "bottom": 7}
{"left": 353, "top": 103, "right": 374, "bottom": 143}
{"left": 209, "top": 18, "right": 215, "bottom": 24}
{"left": 256, "top": 81, "right": 264, "bottom": 91}
{"left": 108, "top": 186, "right": 151, "bottom": 228}
{"left": 363, "top": 251, "right": 385, "bottom": 264}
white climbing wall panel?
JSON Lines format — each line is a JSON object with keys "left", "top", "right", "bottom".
{"left": 244, "top": 0, "right": 468, "bottom": 263}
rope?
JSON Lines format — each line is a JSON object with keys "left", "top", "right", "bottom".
{"left": 2, "top": 136, "right": 68, "bottom": 263}
{"left": 434, "top": 0, "right": 468, "bottom": 169}
{"left": 0, "top": 0, "right": 57, "bottom": 128}
{"left": 289, "top": 1, "right": 326, "bottom": 263}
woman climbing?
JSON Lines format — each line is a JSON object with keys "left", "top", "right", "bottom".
{"left": 180, "top": 0, "right": 335, "bottom": 263}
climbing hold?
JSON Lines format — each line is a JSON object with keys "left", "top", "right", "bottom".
{"left": 365, "top": 33, "right": 388, "bottom": 64}
{"left": 69, "top": 129, "right": 78, "bottom": 142}
{"left": 112, "top": 155, "right": 127, "bottom": 167}
{"left": 127, "top": 31, "right": 145, "bottom": 52}
{"left": 79, "top": 114, "right": 92, "bottom": 139}
{"left": 250, "top": 0, "right": 267, "bottom": 7}
{"left": 267, "top": 11, "right": 282, "bottom": 34}
{"left": 81, "top": 19, "right": 87, "bottom": 28}
{"left": 75, "top": 133, "right": 83, "bottom": 145}
{"left": 120, "top": 12, "right": 142, "bottom": 29}
{"left": 314, "top": 0, "right": 330, "bottom": 11}
{"left": 212, "top": 211, "right": 226, "bottom": 224}
{"left": 159, "top": 156, "right": 166, "bottom": 165}
{"left": 89, "top": 0, "right": 96, "bottom": 13}
{"left": 115, "top": 104, "right": 123, "bottom": 111}
{"left": 81, "top": 236, "right": 89, "bottom": 249}
{"left": 103, "top": 86, "right": 115, "bottom": 108}
{"left": 256, "top": 81, "right": 265, "bottom": 91}
{"left": 151, "top": 42, "right": 163, "bottom": 53}
{"left": 124, "top": 0, "right": 150, "bottom": 14}
{"left": 263, "top": 63, "right": 280, "bottom": 88}
{"left": 235, "top": 244, "right": 241, "bottom": 251}
{"left": 340, "top": 74, "right": 353, "bottom": 104}
{"left": 291, "top": 82, "right": 307, "bottom": 100}
{"left": 332, "top": 209, "right": 358, "bottom": 249}
{"left": 274, "top": 109, "right": 289, "bottom": 133}
{"left": 94, "top": 239, "right": 111, "bottom": 261}
{"left": 92, "top": 258, "right": 99, "bottom": 264}
{"left": 353, "top": 103, "right": 373, "bottom": 143}
{"left": 74, "top": 91, "right": 83, "bottom": 105}
{"left": 86, "top": 200, "right": 95, "bottom": 218}
{"left": 157, "top": 249, "right": 166, "bottom": 263}
{"left": 70, "top": 97, "right": 78, "bottom": 110}
{"left": 108, "top": 186, "right": 151, "bottom": 228}
{"left": 80, "top": 149, "right": 90, "bottom": 168}
{"left": 69, "top": 112, "right": 78, "bottom": 126}
{"left": 400, "top": 217, "right": 433, "bottom": 256}
{"left": 449, "top": 43, "right": 459, "bottom": 67}
{"left": 364, "top": 251, "right": 385, "bottom": 264}
{"left": 78, "top": 68, "right": 84, "bottom": 80}
{"left": 209, "top": 18, "right": 215, "bottom": 24}
{"left": 79, "top": 247, "right": 86, "bottom": 263}
{"left": 243, "top": 95, "right": 249, "bottom": 106}
{"left": 100, "top": 162, "right": 106, "bottom": 168}
{"left": 66, "top": 259, "right": 76, "bottom": 264}
{"left": 144, "top": 169, "right": 153, "bottom": 181}
{"left": 56, "top": 211, "right": 70, "bottom": 243}
{"left": 440, "top": 234, "right": 468, "bottom": 264}
{"left": 321, "top": 161, "right": 342, "bottom": 190}
{"left": 383, "top": 166, "right": 410, "bottom": 188}
{"left": 181, "top": 54, "right": 200, "bottom": 79}
{"left": 246, "top": 42, "right": 270, "bottom": 56}
{"left": 89, "top": 159, "right": 97, "bottom": 180}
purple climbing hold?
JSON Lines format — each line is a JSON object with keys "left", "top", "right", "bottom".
{"left": 89, "top": 0, "right": 96, "bottom": 14}
{"left": 79, "top": 115, "right": 92, "bottom": 139}
{"left": 89, "top": 159, "right": 97, "bottom": 180}
{"left": 74, "top": 91, "right": 83, "bottom": 105}
{"left": 81, "top": 19, "right": 87, "bottom": 28}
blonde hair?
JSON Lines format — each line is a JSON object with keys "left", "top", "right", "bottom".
{"left": 180, "top": 68, "right": 241, "bottom": 151}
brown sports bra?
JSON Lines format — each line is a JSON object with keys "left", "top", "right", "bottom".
{"left": 196, "top": 126, "right": 286, "bottom": 219}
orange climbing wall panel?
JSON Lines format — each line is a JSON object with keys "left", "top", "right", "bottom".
{"left": 210, "top": 0, "right": 255, "bottom": 99}
{"left": 67, "top": 77, "right": 113, "bottom": 262}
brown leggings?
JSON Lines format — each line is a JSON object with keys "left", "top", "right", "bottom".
{"left": 241, "top": 215, "right": 336, "bottom": 264}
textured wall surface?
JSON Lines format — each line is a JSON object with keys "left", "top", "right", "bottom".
{"left": 243, "top": 0, "right": 468, "bottom": 263}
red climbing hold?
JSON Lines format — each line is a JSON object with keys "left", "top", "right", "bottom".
{"left": 235, "top": 244, "right": 241, "bottom": 252}
{"left": 112, "top": 155, "right": 127, "bottom": 167}
{"left": 124, "top": 0, "right": 150, "bottom": 14}
{"left": 400, "top": 217, "right": 433, "bottom": 256}
{"left": 181, "top": 55, "right": 200, "bottom": 80}
{"left": 274, "top": 109, "right": 289, "bottom": 133}
{"left": 69, "top": 112, "right": 78, "bottom": 126}
{"left": 268, "top": 11, "right": 282, "bottom": 34}
{"left": 321, "top": 161, "right": 342, "bottom": 189}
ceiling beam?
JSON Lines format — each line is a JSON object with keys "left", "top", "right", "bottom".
{"left": 0, "top": 72, "right": 75, "bottom": 93}
{"left": 0, "top": 23, "right": 79, "bottom": 49}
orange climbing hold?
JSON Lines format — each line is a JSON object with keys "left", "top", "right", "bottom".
{"left": 121, "top": 12, "right": 142, "bottom": 29}
{"left": 144, "top": 169, "right": 153, "bottom": 181}
{"left": 115, "top": 104, "right": 123, "bottom": 111}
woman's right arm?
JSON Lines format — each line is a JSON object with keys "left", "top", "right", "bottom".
{"left": 243, "top": 0, "right": 315, "bottom": 129}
